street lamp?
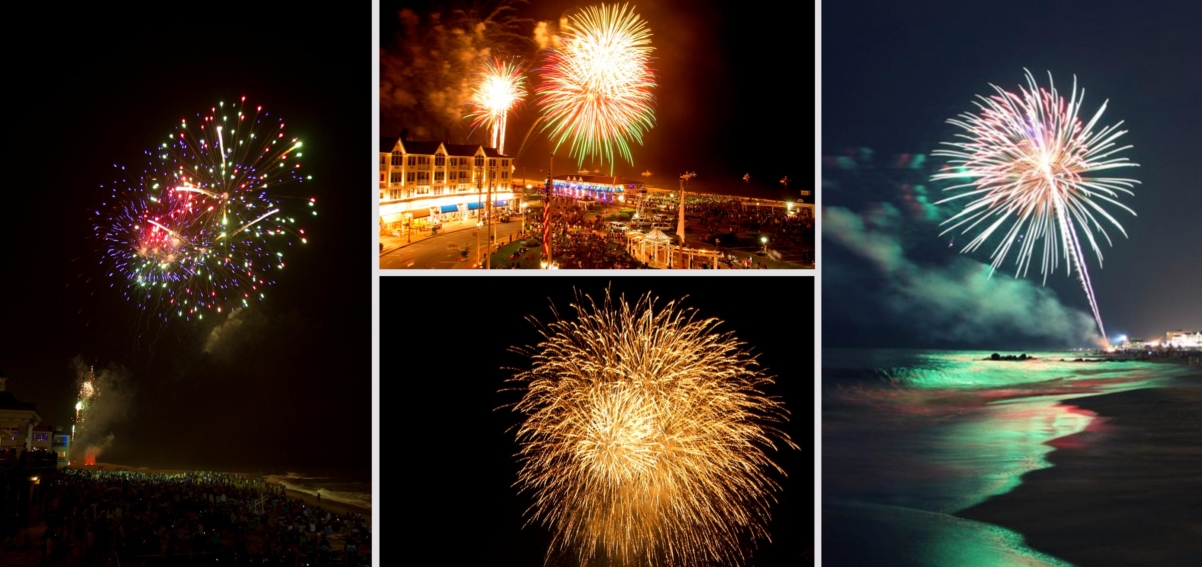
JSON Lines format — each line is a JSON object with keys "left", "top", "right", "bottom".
{"left": 761, "top": 235, "right": 768, "bottom": 254}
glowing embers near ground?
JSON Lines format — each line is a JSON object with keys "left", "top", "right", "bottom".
{"left": 506, "top": 289, "right": 795, "bottom": 566}
{"left": 931, "top": 70, "right": 1139, "bottom": 343}
{"left": 94, "top": 97, "right": 315, "bottom": 322}
{"left": 537, "top": 3, "right": 657, "bottom": 173}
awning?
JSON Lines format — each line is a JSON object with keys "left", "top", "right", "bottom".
{"left": 468, "top": 202, "right": 482, "bottom": 210}
{"left": 495, "top": 200, "right": 509, "bottom": 207}
{"left": 439, "top": 205, "right": 459, "bottom": 213}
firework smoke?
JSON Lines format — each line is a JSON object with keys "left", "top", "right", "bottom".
{"left": 70, "top": 357, "right": 133, "bottom": 465}
{"left": 381, "top": 1, "right": 536, "bottom": 139}
{"left": 505, "top": 288, "right": 796, "bottom": 566}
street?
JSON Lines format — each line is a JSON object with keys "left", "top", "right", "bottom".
{"left": 380, "top": 220, "right": 528, "bottom": 269}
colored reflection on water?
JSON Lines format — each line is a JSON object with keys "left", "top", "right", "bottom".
{"left": 822, "top": 349, "right": 1189, "bottom": 566}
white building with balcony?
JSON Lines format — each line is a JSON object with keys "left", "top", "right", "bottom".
{"left": 379, "top": 129, "right": 517, "bottom": 234}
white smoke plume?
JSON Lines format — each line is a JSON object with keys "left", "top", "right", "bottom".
{"left": 70, "top": 358, "right": 133, "bottom": 464}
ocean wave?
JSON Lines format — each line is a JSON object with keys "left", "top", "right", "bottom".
{"left": 264, "top": 475, "right": 372, "bottom": 511}
{"left": 281, "top": 472, "right": 329, "bottom": 480}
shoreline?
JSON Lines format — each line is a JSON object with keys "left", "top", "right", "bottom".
{"left": 81, "top": 463, "right": 372, "bottom": 523}
{"left": 956, "top": 375, "right": 1202, "bottom": 566}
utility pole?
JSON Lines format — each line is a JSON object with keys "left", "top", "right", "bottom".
{"left": 475, "top": 172, "right": 483, "bottom": 267}
{"left": 486, "top": 175, "right": 493, "bottom": 270}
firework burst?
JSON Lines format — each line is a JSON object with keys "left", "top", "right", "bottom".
{"left": 537, "top": 3, "right": 657, "bottom": 174}
{"left": 469, "top": 56, "right": 528, "bottom": 155}
{"left": 94, "top": 97, "right": 315, "bottom": 322}
{"left": 505, "top": 289, "right": 795, "bottom": 566}
{"left": 931, "top": 69, "right": 1139, "bottom": 342}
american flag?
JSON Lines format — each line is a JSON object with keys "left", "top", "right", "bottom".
{"left": 542, "top": 181, "right": 551, "bottom": 262}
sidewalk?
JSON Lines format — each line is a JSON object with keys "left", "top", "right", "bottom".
{"left": 380, "top": 215, "right": 524, "bottom": 256}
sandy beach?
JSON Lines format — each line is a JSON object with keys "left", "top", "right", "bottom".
{"left": 958, "top": 377, "right": 1202, "bottom": 566}
{"left": 88, "top": 463, "right": 372, "bottom": 524}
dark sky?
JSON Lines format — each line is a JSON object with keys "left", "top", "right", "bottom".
{"left": 384, "top": 276, "right": 815, "bottom": 565}
{"left": 1, "top": 5, "right": 370, "bottom": 472}
{"left": 822, "top": 0, "right": 1202, "bottom": 347}
{"left": 380, "top": 0, "right": 814, "bottom": 201}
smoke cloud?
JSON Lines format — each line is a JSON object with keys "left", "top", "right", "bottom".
{"left": 823, "top": 149, "right": 1100, "bottom": 347}
{"left": 69, "top": 358, "right": 133, "bottom": 465}
{"left": 203, "top": 307, "right": 254, "bottom": 356}
{"left": 380, "top": 1, "right": 537, "bottom": 140}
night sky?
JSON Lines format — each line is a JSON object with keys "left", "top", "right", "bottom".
{"left": 384, "top": 277, "right": 815, "bottom": 565}
{"left": 1, "top": 5, "right": 370, "bottom": 472}
{"left": 822, "top": 0, "right": 1202, "bottom": 347}
{"left": 380, "top": 0, "right": 814, "bottom": 201}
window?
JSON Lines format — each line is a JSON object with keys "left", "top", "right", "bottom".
{"left": 459, "top": 171, "right": 468, "bottom": 179}
{"left": 417, "top": 172, "right": 430, "bottom": 182}
{"left": 390, "top": 189, "right": 402, "bottom": 200}
{"left": 33, "top": 433, "right": 49, "bottom": 442}
{"left": 406, "top": 172, "right": 416, "bottom": 183}
{"left": 435, "top": 154, "right": 445, "bottom": 166}
{"left": 379, "top": 173, "right": 385, "bottom": 183}
{"left": 475, "top": 156, "right": 484, "bottom": 167}
{"left": 391, "top": 172, "right": 403, "bottom": 183}
{"left": 434, "top": 172, "right": 445, "bottom": 182}
{"left": 489, "top": 159, "right": 496, "bottom": 167}
{"left": 392, "top": 151, "right": 403, "bottom": 166}
{"left": 502, "top": 159, "right": 508, "bottom": 167}
{"left": 380, "top": 155, "right": 386, "bottom": 165}
{"left": 57, "top": 451, "right": 66, "bottom": 459}
{"left": 502, "top": 171, "right": 509, "bottom": 179}
{"left": 407, "top": 155, "right": 416, "bottom": 166}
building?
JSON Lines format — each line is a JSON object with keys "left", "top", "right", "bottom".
{"left": 1165, "top": 330, "right": 1202, "bottom": 349}
{"left": 52, "top": 426, "right": 71, "bottom": 468}
{"left": 551, "top": 174, "right": 644, "bottom": 204}
{"left": 0, "top": 372, "right": 42, "bottom": 456}
{"left": 379, "top": 129, "right": 517, "bottom": 234}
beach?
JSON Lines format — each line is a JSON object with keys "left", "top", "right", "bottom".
{"left": 89, "top": 462, "right": 372, "bottom": 524}
{"left": 958, "top": 376, "right": 1202, "bottom": 566}
{"left": 822, "top": 349, "right": 1198, "bottom": 566}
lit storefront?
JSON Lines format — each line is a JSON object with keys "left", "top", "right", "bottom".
{"left": 551, "top": 175, "right": 643, "bottom": 203}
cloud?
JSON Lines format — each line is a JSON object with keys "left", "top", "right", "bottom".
{"left": 825, "top": 205, "right": 1100, "bottom": 346}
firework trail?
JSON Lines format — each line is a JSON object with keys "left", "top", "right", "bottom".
{"left": 469, "top": 56, "right": 528, "bottom": 154}
{"left": 505, "top": 288, "right": 796, "bottom": 566}
{"left": 931, "top": 70, "right": 1139, "bottom": 343}
{"left": 537, "top": 3, "right": 657, "bottom": 175}
{"left": 94, "top": 97, "right": 316, "bottom": 322}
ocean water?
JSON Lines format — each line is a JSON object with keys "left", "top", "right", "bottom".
{"left": 822, "top": 348, "right": 1190, "bottom": 566}
{"left": 262, "top": 470, "right": 373, "bottom": 512}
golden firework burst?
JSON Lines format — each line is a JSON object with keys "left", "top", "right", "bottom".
{"left": 505, "top": 288, "right": 796, "bottom": 566}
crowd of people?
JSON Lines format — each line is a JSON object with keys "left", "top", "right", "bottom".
{"left": 519, "top": 198, "right": 645, "bottom": 269}
{"left": 679, "top": 195, "right": 815, "bottom": 249}
{"left": 15, "top": 469, "right": 370, "bottom": 566}
{"left": 0, "top": 447, "right": 58, "bottom": 470}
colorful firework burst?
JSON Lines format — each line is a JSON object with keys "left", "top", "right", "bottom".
{"left": 94, "top": 97, "right": 315, "bottom": 322}
{"left": 931, "top": 70, "right": 1139, "bottom": 342}
{"left": 537, "top": 3, "right": 657, "bottom": 174}
{"left": 468, "top": 56, "right": 528, "bottom": 155}
{"left": 505, "top": 288, "right": 796, "bottom": 566}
